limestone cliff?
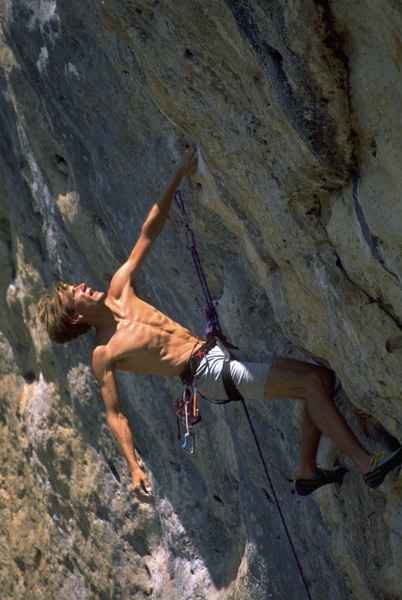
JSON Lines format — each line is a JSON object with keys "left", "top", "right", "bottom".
{"left": 0, "top": 1, "right": 402, "bottom": 598}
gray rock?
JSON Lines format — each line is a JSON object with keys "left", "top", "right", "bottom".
{"left": 0, "top": 1, "right": 401, "bottom": 598}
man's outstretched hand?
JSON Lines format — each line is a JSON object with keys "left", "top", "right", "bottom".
{"left": 132, "top": 466, "right": 155, "bottom": 504}
{"left": 176, "top": 146, "right": 198, "bottom": 179}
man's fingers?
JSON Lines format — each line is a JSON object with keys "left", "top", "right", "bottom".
{"left": 183, "top": 146, "right": 198, "bottom": 161}
{"left": 132, "top": 472, "right": 155, "bottom": 504}
{"left": 187, "top": 147, "right": 198, "bottom": 169}
{"left": 134, "top": 486, "right": 155, "bottom": 504}
{"left": 177, "top": 147, "right": 198, "bottom": 177}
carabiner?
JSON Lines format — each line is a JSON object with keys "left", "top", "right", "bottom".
{"left": 182, "top": 431, "right": 195, "bottom": 454}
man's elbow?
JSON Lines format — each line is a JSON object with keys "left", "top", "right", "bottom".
{"left": 107, "top": 410, "right": 127, "bottom": 427}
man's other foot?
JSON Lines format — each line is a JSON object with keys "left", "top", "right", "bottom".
{"left": 295, "top": 466, "right": 347, "bottom": 496}
{"left": 363, "top": 447, "right": 402, "bottom": 489}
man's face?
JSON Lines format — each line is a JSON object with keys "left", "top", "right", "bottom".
{"left": 69, "top": 283, "right": 105, "bottom": 317}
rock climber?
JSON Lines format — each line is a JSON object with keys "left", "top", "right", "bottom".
{"left": 38, "top": 146, "right": 402, "bottom": 503}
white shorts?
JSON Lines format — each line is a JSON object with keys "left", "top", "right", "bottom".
{"left": 195, "top": 345, "right": 276, "bottom": 403}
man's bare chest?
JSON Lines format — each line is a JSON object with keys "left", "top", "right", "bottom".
{"left": 106, "top": 320, "right": 163, "bottom": 361}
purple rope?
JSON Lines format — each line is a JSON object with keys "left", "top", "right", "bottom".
{"left": 175, "top": 190, "right": 222, "bottom": 339}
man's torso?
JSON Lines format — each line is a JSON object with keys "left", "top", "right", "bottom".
{"left": 94, "top": 292, "right": 202, "bottom": 377}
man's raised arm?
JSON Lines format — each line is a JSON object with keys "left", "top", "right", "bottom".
{"left": 109, "top": 146, "right": 198, "bottom": 300}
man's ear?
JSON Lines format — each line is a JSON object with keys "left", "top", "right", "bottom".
{"left": 69, "top": 314, "right": 83, "bottom": 325}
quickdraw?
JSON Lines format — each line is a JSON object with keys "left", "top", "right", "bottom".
{"left": 173, "top": 381, "right": 201, "bottom": 454}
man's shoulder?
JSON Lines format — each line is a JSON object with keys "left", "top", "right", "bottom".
{"left": 91, "top": 341, "right": 113, "bottom": 375}
{"left": 104, "top": 284, "right": 138, "bottom": 316}
{"left": 106, "top": 265, "right": 138, "bottom": 306}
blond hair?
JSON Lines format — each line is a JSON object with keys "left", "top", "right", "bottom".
{"left": 37, "top": 282, "right": 91, "bottom": 344}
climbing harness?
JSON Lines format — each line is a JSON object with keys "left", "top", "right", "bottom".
{"left": 175, "top": 189, "right": 313, "bottom": 600}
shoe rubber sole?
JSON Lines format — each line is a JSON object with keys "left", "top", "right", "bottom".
{"left": 363, "top": 447, "right": 402, "bottom": 489}
{"left": 295, "top": 467, "right": 347, "bottom": 496}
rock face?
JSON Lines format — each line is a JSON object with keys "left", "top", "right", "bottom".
{"left": 0, "top": 1, "right": 402, "bottom": 598}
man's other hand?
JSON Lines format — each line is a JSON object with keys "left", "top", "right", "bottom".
{"left": 132, "top": 466, "right": 155, "bottom": 504}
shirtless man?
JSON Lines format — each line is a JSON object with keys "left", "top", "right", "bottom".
{"left": 38, "top": 146, "right": 402, "bottom": 502}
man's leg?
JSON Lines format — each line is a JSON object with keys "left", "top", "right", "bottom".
{"left": 275, "top": 358, "right": 333, "bottom": 478}
{"left": 299, "top": 405, "right": 322, "bottom": 478}
{"left": 264, "top": 358, "right": 371, "bottom": 474}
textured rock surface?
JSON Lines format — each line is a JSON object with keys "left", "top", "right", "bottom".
{"left": 1, "top": 0, "right": 402, "bottom": 598}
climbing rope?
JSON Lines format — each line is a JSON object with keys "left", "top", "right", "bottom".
{"left": 174, "top": 190, "right": 223, "bottom": 339}
{"left": 241, "top": 402, "right": 312, "bottom": 600}
{"left": 175, "top": 190, "right": 312, "bottom": 600}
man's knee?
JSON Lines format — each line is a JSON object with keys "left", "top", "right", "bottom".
{"left": 303, "top": 371, "right": 329, "bottom": 399}
{"left": 306, "top": 364, "right": 335, "bottom": 397}
{"left": 320, "top": 366, "right": 335, "bottom": 396}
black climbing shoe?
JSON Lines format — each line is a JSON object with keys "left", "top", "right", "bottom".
{"left": 363, "top": 447, "right": 402, "bottom": 489}
{"left": 295, "top": 466, "right": 348, "bottom": 496}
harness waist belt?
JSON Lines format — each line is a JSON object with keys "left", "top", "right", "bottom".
{"left": 180, "top": 337, "right": 217, "bottom": 383}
